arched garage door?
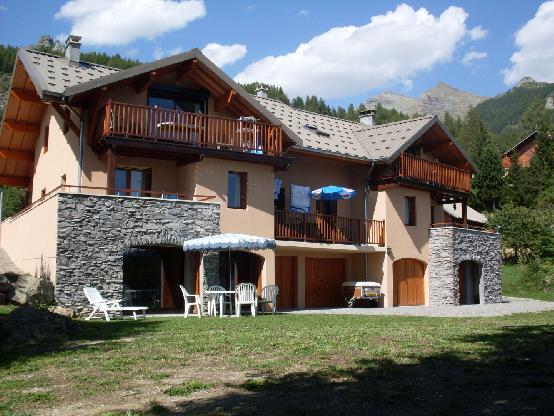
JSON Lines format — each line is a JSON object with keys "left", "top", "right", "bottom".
{"left": 393, "top": 258, "right": 425, "bottom": 306}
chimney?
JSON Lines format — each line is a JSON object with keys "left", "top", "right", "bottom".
{"left": 65, "top": 35, "right": 82, "bottom": 64}
{"left": 256, "top": 84, "right": 269, "bottom": 98}
{"left": 359, "top": 102, "right": 376, "bottom": 127}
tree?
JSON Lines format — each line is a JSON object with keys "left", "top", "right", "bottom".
{"left": 528, "top": 113, "right": 554, "bottom": 190}
{"left": 291, "top": 96, "right": 304, "bottom": 109}
{"left": 1, "top": 186, "right": 25, "bottom": 219}
{"left": 442, "top": 111, "right": 463, "bottom": 138}
{"left": 458, "top": 108, "right": 491, "bottom": 161}
{"left": 503, "top": 154, "right": 538, "bottom": 207}
{"left": 470, "top": 145, "right": 504, "bottom": 211}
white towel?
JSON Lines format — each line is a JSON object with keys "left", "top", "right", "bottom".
{"left": 274, "top": 178, "right": 283, "bottom": 200}
{"left": 291, "top": 184, "right": 311, "bottom": 213}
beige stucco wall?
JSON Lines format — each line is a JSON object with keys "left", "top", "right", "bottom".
{"left": 0, "top": 194, "right": 59, "bottom": 280}
{"left": 31, "top": 107, "right": 80, "bottom": 201}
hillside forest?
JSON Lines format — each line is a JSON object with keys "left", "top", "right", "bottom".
{"left": 1, "top": 38, "right": 554, "bottom": 292}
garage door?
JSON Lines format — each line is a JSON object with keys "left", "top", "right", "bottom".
{"left": 305, "top": 257, "right": 345, "bottom": 307}
{"left": 393, "top": 258, "right": 425, "bottom": 306}
{"left": 276, "top": 256, "right": 297, "bottom": 309}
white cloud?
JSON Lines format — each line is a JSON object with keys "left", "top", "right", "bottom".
{"left": 55, "top": 0, "right": 206, "bottom": 46}
{"left": 462, "top": 49, "right": 487, "bottom": 66}
{"left": 297, "top": 10, "right": 309, "bottom": 17}
{"left": 502, "top": 1, "right": 554, "bottom": 85}
{"left": 468, "top": 25, "right": 487, "bottom": 40}
{"left": 153, "top": 46, "right": 184, "bottom": 60}
{"left": 235, "top": 4, "right": 470, "bottom": 99}
{"left": 202, "top": 43, "right": 247, "bottom": 67}
{"left": 0, "top": 5, "right": 7, "bottom": 12}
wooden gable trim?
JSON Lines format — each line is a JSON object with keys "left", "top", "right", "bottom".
{"left": 0, "top": 175, "right": 31, "bottom": 187}
{"left": 10, "top": 88, "right": 43, "bottom": 104}
{"left": 176, "top": 58, "right": 198, "bottom": 81}
{"left": 0, "top": 148, "right": 34, "bottom": 162}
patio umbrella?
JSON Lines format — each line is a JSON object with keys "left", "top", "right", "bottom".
{"left": 182, "top": 233, "right": 276, "bottom": 289}
{"left": 310, "top": 185, "right": 357, "bottom": 200}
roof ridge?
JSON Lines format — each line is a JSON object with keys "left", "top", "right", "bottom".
{"left": 254, "top": 95, "right": 363, "bottom": 126}
{"left": 23, "top": 48, "right": 122, "bottom": 72}
{"left": 355, "top": 114, "right": 435, "bottom": 132}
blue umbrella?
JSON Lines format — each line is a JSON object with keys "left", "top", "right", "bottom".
{"left": 310, "top": 185, "right": 357, "bottom": 201}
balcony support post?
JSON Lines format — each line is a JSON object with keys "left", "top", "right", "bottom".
{"left": 106, "top": 146, "right": 116, "bottom": 195}
{"left": 462, "top": 200, "right": 468, "bottom": 227}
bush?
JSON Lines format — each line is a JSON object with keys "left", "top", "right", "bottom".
{"left": 522, "top": 261, "right": 552, "bottom": 293}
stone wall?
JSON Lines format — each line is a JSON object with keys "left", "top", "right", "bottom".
{"left": 429, "top": 227, "right": 502, "bottom": 305}
{"left": 55, "top": 193, "right": 220, "bottom": 312}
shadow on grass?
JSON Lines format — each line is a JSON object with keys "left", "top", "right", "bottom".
{"left": 109, "top": 324, "right": 554, "bottom": 416}
{"left": 0, "top": 316, "right": 164, "bottom": 368}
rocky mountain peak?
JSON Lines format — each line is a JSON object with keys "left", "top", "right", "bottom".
{"left": 517, "top": 77, "right": 537, "bottom": 87}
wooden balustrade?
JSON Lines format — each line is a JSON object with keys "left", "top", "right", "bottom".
{"left": 100, "top": 100, "right": 283, "bottom": 155}
{"left": 274, "top": 210, "right": 385, "bottom": 246}
{"left": 390, "top": 153, "right": 471, "bottom": 193}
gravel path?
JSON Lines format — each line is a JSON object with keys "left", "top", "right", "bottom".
{"left": 286, "top": 297, "right": 554, "bottom": 317}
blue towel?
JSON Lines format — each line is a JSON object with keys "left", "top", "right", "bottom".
{"left": 291, "top": 184, "right": 311, "bottom": 213}
{"left": 274, "top": 178, "right": 283, "bottom": 200}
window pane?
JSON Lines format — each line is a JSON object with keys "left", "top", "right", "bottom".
{"left": 148, "top": 96, "right": 175, "bottom": 110}
{"left": 130, "top": 170, "right": 144, "bottom": 197}
{"left": 228, "top": 173, "right": 241, "bottom": 208}
{"left": 115, "top": 169, "right": 127, "bottom": 195}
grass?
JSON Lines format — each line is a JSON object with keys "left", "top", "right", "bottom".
{"left": 1, "top": 307, "right": 553, "bottom": 415}
{"left": 502, "top": 263, "right": 554, "bottom": 301}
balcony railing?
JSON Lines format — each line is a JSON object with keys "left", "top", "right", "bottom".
{"left": 275, "top": 210, "right": 385, "bottom": 246}
{"left": 385, "top": 153, "right": 471, "bottom": 193}
{"left": 99, "top": 100, "right": 283, "bottom": 155}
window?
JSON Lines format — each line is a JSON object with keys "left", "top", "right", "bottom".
{"left": 61, "top": 174, "right": 67, "bottom": 189}
{"left": 274, "top": 188, "right": 285, "bottom": 211}
{"left": 114, "top": 168, "right": 152, "bottom": 197}
{"left": 316, "top": 200, "right": 338, "bottom": 216}
{"left": 41, "top": 188, "right": 46, "bottom": 199}
{"left": 147, "top": 85, "right": 208, "bottom": 114}
{"left": 404, "top": 197, "right": 416, "bottom": 226}
{"left": 228, "top": 172, "right": 247, "bottom": 209}
{"left": 431, "top": 205, "right": 435, "bottom": 225}
{"left": 43, "top": 125, "right": 49, "bottom": 152}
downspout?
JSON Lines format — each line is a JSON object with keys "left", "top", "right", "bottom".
{"left": 364, "top": 161, "right": 375, "bottom": 280}
{"left": 62, "top": 98, "right": 85, "bottom": 192}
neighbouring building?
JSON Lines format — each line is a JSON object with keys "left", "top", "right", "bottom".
{"left": 0, "top": 36, "right": 501, "bottom": 313}
{"left": 502, "top": 131, "right": 538, "bottom": 169}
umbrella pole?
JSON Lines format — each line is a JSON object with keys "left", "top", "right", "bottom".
{"left": 228, "top": 247, "right": 231, "bottom": 290}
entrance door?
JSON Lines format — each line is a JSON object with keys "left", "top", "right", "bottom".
{"left": 393, "top": 258, "right": 425, "bottom": 306}
{"left": 305, "top": 257, "right": 345, "bottom": 307}
{"left": 160, "top": 250, "right": 184, "bottom": 309}
{"left": 459, "top": 261, "right": 481, "bottom": 305}
{"left": 275, "top": 256, "right": 297, "bottom": 309}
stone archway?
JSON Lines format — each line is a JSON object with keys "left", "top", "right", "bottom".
{"left": 458, "top": 260, "right": 482, "bottom": 305}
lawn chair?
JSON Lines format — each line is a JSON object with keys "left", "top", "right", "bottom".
{"left": 207, "top": 285, "right": 233, "bottom": 316}
{"left": 235, "top": 283, "right": 258, "bottom": 317}
{"left": 259, "top": 285, "right": 279, "bottom": 314}
{"left": 179, "top": 285, "right": 203, "bottom": 318}
{"left": 83, "top": 287, "right": 148, "bottom": 321}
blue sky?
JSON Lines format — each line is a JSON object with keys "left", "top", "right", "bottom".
{"left": 0, "top": 1, "right": 553, "bottom": 107}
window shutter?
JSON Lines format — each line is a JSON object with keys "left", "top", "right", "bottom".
{"left": 240, "top": 173, "right": 248, "bottom": 209}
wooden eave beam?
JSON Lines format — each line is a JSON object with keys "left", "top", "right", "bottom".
{"left": 51, "top": 103, "right": 80, "bottom": 137}
{"left": 135, "top": 71, "right": 158, "bottom": 93}
{"left": 4, "top": 120, "right": 40, "bottom": 135}
{"left": 189, "top": 69, "right": 226, "bottom": 96}
{"left": 176, "top": 59, "right": 198, "bottom": 81}
{"left": 10, "top": 89, "right": 43, "bottom": 104}
{"left": 0, "top": 175, "right": 30, "bottom": 187}
{"left": 0, "top": 148, "right": 34, "bottom": 162}
{"left": 214, "top": 89, "right": 237, "bottom": 112}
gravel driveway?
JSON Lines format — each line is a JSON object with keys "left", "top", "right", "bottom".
{"left": 286, "top": 297, "right": 554, "bottom": 317}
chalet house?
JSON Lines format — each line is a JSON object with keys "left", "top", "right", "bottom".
{"left": 502, "top": 131, "right": 538, "bottom": 169}
{"left": 0, "top": 36, "right": 501, "bottom": 312}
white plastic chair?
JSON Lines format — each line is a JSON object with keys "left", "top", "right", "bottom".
{"left": 235, "top": 283, "right": 258, "bottom": 317}
{"left": 83, "top": 287, "right": 148, "bottom": 321}
{"left": 259, "top": 285, "right": 279, "bottom": 314}
{"left": 179, "top": 285, "right": 203, "bottom": 318}
{"left": 207, "top": 285, "right": 233, "bottom": 316}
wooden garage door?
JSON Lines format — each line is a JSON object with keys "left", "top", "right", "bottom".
{"left": 393, "top": 258, "right": 425, "bottom": 306}
{"left": 305, "top": 258, "right": 345, "bottom": 307}
{"left": 275, "top": 256, "right": 297, "bottom": 309}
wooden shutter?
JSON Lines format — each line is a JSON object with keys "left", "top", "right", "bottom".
{"left": 240, "top": 172, "right": 248, "bottom": 209}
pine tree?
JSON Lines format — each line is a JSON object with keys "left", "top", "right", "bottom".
{"left": 470, "top": 145, "right": 504, "bottom": 211}
{"left": 346, "top": 104, "right": 358, "bottom": 122}
{"left": 459, "top": 108, "right": 490, "bottom": 161}
{"left": 291, "top": 96, "right": 304, "bottom": 109}
{"left": 503, "top": 154, "right": 537, "bottom": 207}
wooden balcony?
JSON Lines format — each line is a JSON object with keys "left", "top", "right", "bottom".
{"left": 99, "top": 100, "right": 283, "bottom": 155}
{"left": 275, "top": 210, "right": 385, "bottom": 246}
{"left": 379, "top": 153, "right": 471, "bottom": 193}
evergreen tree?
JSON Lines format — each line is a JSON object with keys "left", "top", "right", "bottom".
{"left": 470, "top": 145, "right": 504, "bottom": 211}
{"left": 442, "top": 111, "right": 463, "bottom": 138}
{"left": 503, "top": 154, "right": 537, "bottom": 207}
{"left": 459, "top": 108, "right": 490, "bottom": 161}
{"left": 1, "top": 186, "right": 25, "bottom": 219}
{"left": 291, "top": 96, "right": 304, "bottom": 109}
{"left": 345, "top": 104, "right": 358, "bottom": 122}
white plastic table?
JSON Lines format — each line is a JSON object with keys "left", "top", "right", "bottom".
{"left": 205, "top": 290, "right": 235, "bottom": 317}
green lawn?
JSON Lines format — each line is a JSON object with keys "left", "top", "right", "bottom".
{"left": 502, "top": 263, "right": 554, "bottom": 301}
{"left": 1, "top": 306, "right": 553, "bottom": 415}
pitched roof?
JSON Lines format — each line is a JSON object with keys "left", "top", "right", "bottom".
{"left": 502, "top": 131, "right": 538, "bottom": 157}
{"left": 17, "top": 48, "right": 120, "bottom": 99}
{"left": 442, "top": 203, "right": 487, "bottom": 224}
{"left": 254, "top": 96, "right": 368, "bottom": 159}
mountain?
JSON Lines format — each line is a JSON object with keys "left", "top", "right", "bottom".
{"left": 474, "top": 77, "right": 554, "bottom": 134}
{"left": 369, "top": 82, "right": 488, "bottom": 119}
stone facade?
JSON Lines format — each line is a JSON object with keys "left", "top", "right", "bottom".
{"left": 429, "top": 227, "right": 502, "bottom": 305}
{"left": 55, "top": 193, "right": 220, "bottom": 312}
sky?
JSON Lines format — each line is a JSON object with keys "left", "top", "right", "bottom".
{"left": 0, "top": 0, "right": 553, "bottom": 107}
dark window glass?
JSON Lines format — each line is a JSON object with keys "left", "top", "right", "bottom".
{"left": 404, "top": 197, "right": 416, "bottom": 226}
{"left": 228, "top": 172, "right": 247, "bottom": 209}
{"left": 274, "top": 188, "right": 285, "bottom": 211}
{"left": 115, "top": 168, "right": 151, "bottom": 197}
{"left": 316, "top": 200, "right": 338, "bottom": 216}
